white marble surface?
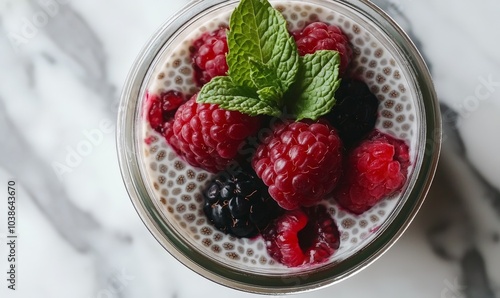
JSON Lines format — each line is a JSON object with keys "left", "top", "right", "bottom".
{"left": 0, "top": 0, "right": 499, "bottom": 297}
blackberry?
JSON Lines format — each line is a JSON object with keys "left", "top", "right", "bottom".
{"left": 203, "top": 171, "right": 282, "bottom": 238}
{"left": 327, "top": 79, "right": 379, "bottom": 146}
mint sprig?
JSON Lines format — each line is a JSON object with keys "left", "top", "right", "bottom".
{"left": 199, "top": 77, "right": 281, "bottom": 116}
{"left": 197, "top": 0, "right": 342, "bottom": 121}
{"left": 288, "top": 51, "right": 341, "bottom": 120}
{"left": 227, "top": 0, "right": 299, "bottom": 91}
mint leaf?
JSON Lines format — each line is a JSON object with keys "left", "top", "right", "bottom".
{"left": 273, "top": 34, "right": 299, "bottom": 92}
{"left": 288, "top": 50, "right": 342, "bottom": 121}
{"left": 227, "top": 0, "right": 299, "bottom": 92}
{"left": 195, "top": 0, "right": 303, "bottom": 118}
{"left": 248, "top": 59, "right": 284, "bottom": 105}
{"left": 197, "top": 76, "right": 281, "bottom": 116}
{"left": 249, "top": 59, "right": 280, "bottom": 90}
{"left": 257, "top": 86, "right": 282, "bottom": 105}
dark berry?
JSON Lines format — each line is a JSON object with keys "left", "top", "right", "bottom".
{"left": 262, "top": 205, "right": 340, "bottom": 267}
{"left": 292, "top": 22, "right": 353, "bottom": 74}
{"left": 252, "top": 120, "right": 343, "bottom": 210}
{"left": 190, "top": 28, "right": 229, "bottom": 86}
{"left": 327, "top": 79, "right": 379, "bottom": 146}
{"left": 172, "top": 94, "right": 262, "bottom": 173}
{"left": 334, "top": 130, "right": 410, "bottom": 214}
{"left": 203, "top": 171, "right": 282, "bottom": 238}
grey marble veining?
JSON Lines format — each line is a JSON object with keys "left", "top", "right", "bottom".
{"left": 387, "top": 2, "right": 500, "bottom": 296}
{"left": 0, "top": 2, "right": 141, "bottom": 297}
{"left": 0, "top": 66, "right": 137, "bottom": 297}
{"left": 0, "top": 34, "right": 98, "bottom": 254}
{"left": 462, "top": 249, "right": 496, "bottom": 298}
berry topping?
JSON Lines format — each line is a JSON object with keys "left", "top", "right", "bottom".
{"left": 190, "top": 28, "right": 229, "bottom": 86}
{"left": 262, "top": 205, "right": 340, "bottom": 267}
{"left": 172, "top": 94, "right": 262, "bottom": 173}
{"left": 252, "top": 120, "right": 343, "bottom": 210}
{"left": 292, "top": 22, "right": 353, "bottom": 74}
{"left": 146, "top": 90, "right": 186, "bottom": 132}
{"left": 146, "top": 90, "right": 186, "bottom": 153}
{"left": 203, "top": 171, "right": 282, "bottom": 238}
{"left": 327, "top": 79, "right": 379, "bottom": 146}
{"left": 335, "top": 131, "right": 410, "bottom": 214}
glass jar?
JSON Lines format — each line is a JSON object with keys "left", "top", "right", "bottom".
{"left": 117, "top": 0, "right": 441, "bottom": 294}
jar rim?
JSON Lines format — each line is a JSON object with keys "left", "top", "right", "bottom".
{"left": 116, "top": 0, "right": 441, "bottom": 294}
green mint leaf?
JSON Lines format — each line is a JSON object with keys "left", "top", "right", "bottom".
{"left": 273, "top": 33, "right": 300, "bottom": 92}
{"left": 249, "top": 59, "right": 285, "bottom": 105}
{"left": 227, "top": 0, "right": 299, "bottom": 92}
{"left": 249, "top": 59, "right": 280, "bottom": 90}
{"left": 197, "top": 76, "right": 281, "bottom": 117}
{"left": 288, "top": 50, "right": 342, "bottom": 121}
{"left": 257, "top": 86, "right": 282, "bottom": 105}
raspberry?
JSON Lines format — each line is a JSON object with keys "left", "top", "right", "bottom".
{"left": 252, "top": 120, "right": 343, "bottom": 210}
{"left": 190, "top": 28, "right": 229, "bottom": 86}
{"left": 146, "top": 90, "right": 186, "bottom": 153}
{"left": 203, "top": 171, "right": 282, "bottom": 238}
{"left": 146, "top": 90, "right": 186, "bottom": 131}
{"left": 172, "top": 94, "right": 261, "bottom": 173}
{"left": 335, "top": 131, "right": 410, "bottom": 214}
{"left": 293, "top": 22, "right": 353, "bottom": 74}
{"left": 327, "top": 79, "right": 379, "bottom": 146}
{"left": 262, "top": 205, "right": 340, "bottom": 267}
{"left": 162, "top": 121, "right": 182, "bottom": 154}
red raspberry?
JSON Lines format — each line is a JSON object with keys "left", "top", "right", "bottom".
{"left": 293, "top": 22, "right": 353, "bottom": 74}
{"left": 262, "top": 205, "right": 340, "bottom": 267}
{"left": 190, "top": 28, "right": 229, "bottom": 86}
{"left": 162, "top": 121, "right": 182, "bottom": 155}
{"left": 335, "top": 131, "right": 410, "bottom": 214}
{"left": 146, "top": 90, "right": 185, "bottom": 131}
{"left": 146, "top": 90, "right": 186, "bottom": 153}
{"left": 172, "top": 94, "right": 261, "bottom": 173}
{"left": 252, "top": 120, "right": 343, "bottom": 210}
